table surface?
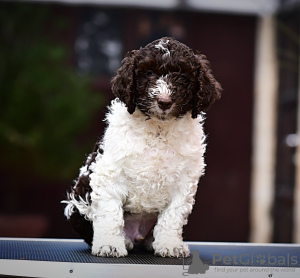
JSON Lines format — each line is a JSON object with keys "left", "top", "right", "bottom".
{"left": 1, "top": 238, "right": 300, "bottom": 278}
{"left": 0, "top": 238, "right": 300, "bottom": 267}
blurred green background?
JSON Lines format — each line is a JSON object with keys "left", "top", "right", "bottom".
{"left": 0, "top": 4, "right": 102, "bottom": 179}
{"left": 0, "top": 3, "right": 104, "bottom": 237}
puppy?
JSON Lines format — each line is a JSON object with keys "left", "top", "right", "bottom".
{"left": 62, "top": 37, "right": 221, "bottom": 257}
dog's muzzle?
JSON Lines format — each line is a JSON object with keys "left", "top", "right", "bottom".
{"left": 157, "top": 97, "right": 172, "bottom": 111}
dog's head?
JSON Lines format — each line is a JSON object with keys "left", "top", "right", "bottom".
{"left": 111, "top": 37, "right": 222, "bottom": 120}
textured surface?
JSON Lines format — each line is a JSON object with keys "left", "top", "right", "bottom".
{"left": 0, "top": 239, "right": 190, "bottom": 265}
{"left": 1, "top": 239, "right": 300, "bottom": 268}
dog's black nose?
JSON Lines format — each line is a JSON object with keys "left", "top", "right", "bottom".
{"left": 158, "top": 97, "right": 172, "bottom": 111}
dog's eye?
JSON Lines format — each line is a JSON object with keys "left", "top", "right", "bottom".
{"left": 180, "top": 74, "right": 190, "bottom": 81}
{"left": 146, "top": 70, "right": 154, "bottom": 77}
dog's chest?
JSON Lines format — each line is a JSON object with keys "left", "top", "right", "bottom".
{"left": 101, "top": 106, "right": 205, "bottom": 213}
{"left": 122, "top": 129, "right": 193, "bottom": 213}
{"left": 125, "top": 128, "right": 184, "bottom": 178}
{"left": 134, "top": 131, "right": 177, "bottom": 167}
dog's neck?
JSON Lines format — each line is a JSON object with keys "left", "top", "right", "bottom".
{"left": 107, "top": 100, "right": 203, "bottom": 138}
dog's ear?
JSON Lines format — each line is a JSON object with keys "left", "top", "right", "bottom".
{"left": 111, "top": 50, "right": 137, "bottom": 114}
{"left": 192, "top": 54, "right": 222, "bottom": 118}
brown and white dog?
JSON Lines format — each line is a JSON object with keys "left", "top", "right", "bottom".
{"left": 62, "top": 37, "right": 222, "bottom": 257}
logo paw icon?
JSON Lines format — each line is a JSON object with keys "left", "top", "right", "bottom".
{"left": 256, "top": 254, "right": 266, "bottom": 265}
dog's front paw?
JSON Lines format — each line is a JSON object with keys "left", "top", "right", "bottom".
{"left": 92, "top": 245, "right": 128, "bottom": 257}
{"left": 92, "top": 237, "right": 127, "bottom": 257}
{"left": 153, "top": 238, "right": 190, "bottom": 257}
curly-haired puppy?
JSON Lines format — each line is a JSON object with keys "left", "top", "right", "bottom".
{"left": 62, "top": 37, "right": 222, "bottom": 257}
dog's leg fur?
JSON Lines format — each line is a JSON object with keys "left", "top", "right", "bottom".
{"left": 90, "top": 188, "right": 128, "bottom": 257}
{"left": 152, "top": 181, "right": 198, "bottom": 257}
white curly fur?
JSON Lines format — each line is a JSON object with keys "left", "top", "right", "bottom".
{"left": 62, "top": 37, "right": 222, "bottom": 258}
{"left": 65, "top": 98, "right": 206, "bottom": 257}
{"left": 155, "top": 39, "right": 170, "bottom": 58}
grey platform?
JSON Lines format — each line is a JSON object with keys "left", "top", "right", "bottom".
{"left": 0, "top": 238, "right": 300, "bottom": 277}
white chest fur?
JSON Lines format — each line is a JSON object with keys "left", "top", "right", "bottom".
{"left": 90, "top": 100, "right": 206, "bottom": 214}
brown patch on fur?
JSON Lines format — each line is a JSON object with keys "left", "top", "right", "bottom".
{"left": 111, "top": 37, "right": 222, "bottom": 118}
{"left": 69, "top": 210, "right": 93, "bottom": 245}
{"left": 64, "top": 140, "right": 102, "bottom": 242}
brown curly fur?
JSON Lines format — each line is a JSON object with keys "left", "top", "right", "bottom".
{"left": 111, "top": 37, "right": 222, "bottom": 118}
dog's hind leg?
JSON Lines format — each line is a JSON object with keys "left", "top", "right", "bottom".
{"left": 62, "top": 141, "right": 101, "bottom": 242}
{"left": 69, "top": 210, "right": 93, "bottom": 245}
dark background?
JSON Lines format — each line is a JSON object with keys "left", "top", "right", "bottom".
{"left": 0, "top": 2, "right": 257, "bottom": 242}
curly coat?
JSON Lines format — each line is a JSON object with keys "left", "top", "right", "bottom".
{"left": 112, "top": 37, "right": 221, "bottom": 117}
{"left": 62, "top": 37, "right": 221, "bottom": 257}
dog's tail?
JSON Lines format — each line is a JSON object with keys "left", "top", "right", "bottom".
{"left": 61, "top": 192, "right": 92, "bottom": 220}
{"left": 61, "top": 192, "right": 94, "bottom": 245}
